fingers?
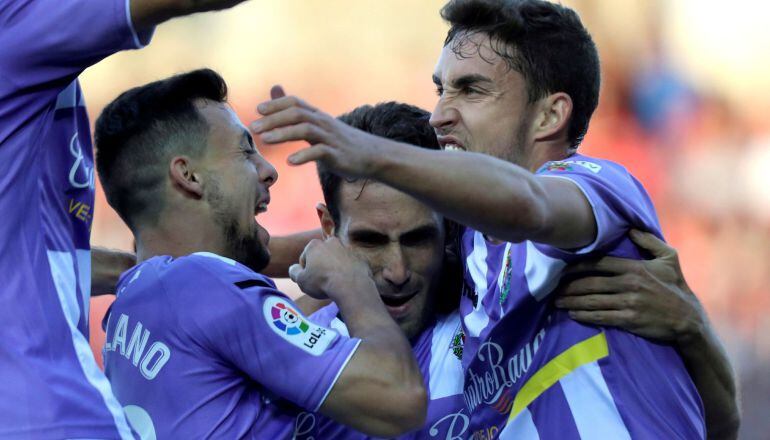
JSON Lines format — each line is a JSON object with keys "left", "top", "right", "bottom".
{"left": 562, "top": 256, "right": 643, "bottom": 277}
{"left": 555, "top": 292, "right": 638, "bottom": 311}
{"left": 288, "top": 263, "right": 303, "bottom": 283}
{"left": 556, "top": 274, "right": 633, "bottom": 297}
{"left": 287, "top": 145, "right": 330, "bottom": 166}
{"left": 256, "top": 93, "right": 318, "bottom": 116}
{"left": 629, "top": 229, "right": 675, "bottom": 260}
{"left": 566, "top": 309, "right": 637, "bottom": 328}
{"left": 270, "top": 85, "right": 286, "bottom": 100}
{"left": 251, "top": 106, "right": 321, "bottom": 136}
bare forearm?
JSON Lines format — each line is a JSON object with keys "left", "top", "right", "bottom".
{"left": 130, "top": 0, "right": 245, "bottom": 33}
{"left": 91, "top": 247, "right": 136, "bottom": 295}
{"left": 263, "top": 229, "right": 322, "bottom": 278}
{"left": 371, "top": 140, "right": 547, "bottom": 242}
{"left": 677, "top": 323, "right": 740, "bottom": 440}
{"left": 324, "top": 278, "right": 425, "bottom": 436}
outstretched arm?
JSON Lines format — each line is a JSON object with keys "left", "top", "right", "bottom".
{"left": 250, "top": 90, "right": 596, "bottom": 249}
{"left": 92, "top": 247, "right": 136, "bottom": 296}
{"left": 555, "top": 230, "right": 740, "bottom": 440}
{"left": 262, "top": 228, "right": 322, "bottom": 278}
{"left": 130, "top": 0, "right": 249, "bottom": 33}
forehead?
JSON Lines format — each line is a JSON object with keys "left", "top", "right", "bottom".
{"left": 195, "top": 99, "right": 246, "bottom": 145}
{"left": 337, "top": 181, "right": 442, "bottom": 233}
{"left": 434, "top": 33, "right": 514, "bottom": 83}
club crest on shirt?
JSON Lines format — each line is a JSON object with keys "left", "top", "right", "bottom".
{"left": 540, "top": 160, "right": 602, "bottom": 174}
{"left": 262, "top": 296, "right": 336, "bottom": 356}
{"left": 449, "top": 326, "right": 465, "bottom": 361}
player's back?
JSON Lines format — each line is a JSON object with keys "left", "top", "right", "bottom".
{"left": 105, "top": 252, "right": 360, "bottom": 439}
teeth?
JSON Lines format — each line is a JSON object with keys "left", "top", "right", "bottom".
{"left": 444, "top": 144, "right": 464, "bottom": 151}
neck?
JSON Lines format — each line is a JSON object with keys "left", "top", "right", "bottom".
{"left": 135, "top": 216, "right": 229, "bottom": 264}
{"left": 525, "top": 140, "right": 576, "bottom": 172}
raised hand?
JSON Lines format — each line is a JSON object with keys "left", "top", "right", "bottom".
{"left": 288, "top": 237, "right": 375, "bottom": 300}
{"left": 554, "top": 229, "right": 706, "bottom": 343}
{"left": 250, "top": 87, "right": 389, "bottom": 179}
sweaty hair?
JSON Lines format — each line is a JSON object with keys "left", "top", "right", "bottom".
{"left": 317, "top": 101, "right": 439, "bottom": 226}
{"left": 95, "top": 68, "right": 227, "bottom": 230}
{"left": 441, "top": 0, "right": 600, "bottom": 147}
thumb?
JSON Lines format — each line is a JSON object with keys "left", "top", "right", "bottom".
{"left": 270, "top": 85, "right": 286, "bottom": 100}
{"left": 629, "top": 229, "right": 673, "bottom": 259}
{"left": 288, "top": 264, "right": 303, "bottom": 283}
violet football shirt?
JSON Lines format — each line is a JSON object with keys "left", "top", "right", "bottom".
{"left": 459, "top": 153, "right": 705, "bottom": 439}
{"left": 103, "top": 252, "right": 361, "bottom": 439}
{"left": 293, "top": 304, "right": 468, "bottom": 440}
{"left": 0, "top": 0, "right": 150, "bottom": 437}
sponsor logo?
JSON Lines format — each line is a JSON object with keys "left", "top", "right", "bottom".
{"left": 471, "top": 425, "right": 499, "bottom": 440}
{"left": 544, "top": 161, "right": 573, "bottom": 172}
{"left": 463, "top": 325, "right": 547, "bottom": 414}
{"left": 263, "top": 296, "right": 337, "bottom": 356}
{"left": 429, "top": 409, "right": 470, "bottom": 439}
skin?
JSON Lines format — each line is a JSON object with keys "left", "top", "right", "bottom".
{"left": 318, "top": 181, "right": 446, "bottom": 340}
{"left": 127, "top": 98, "right": 425, "bottom": 437}
{"left": 248, "top": 32, "right": 738, "bottom": 439}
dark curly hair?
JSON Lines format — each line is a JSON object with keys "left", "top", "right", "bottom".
{"left": 441, "top": 0, "right": 600, "bottom": 147}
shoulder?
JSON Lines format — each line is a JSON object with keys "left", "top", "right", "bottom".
{"left": 166, "top": 252, "right": 275, "bottom": 288}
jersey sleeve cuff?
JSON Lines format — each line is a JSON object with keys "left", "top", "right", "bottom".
{"left": 313, "top": 338, "right": 362, "bottom": 412}
{"left": 125, "top": 0, "right": 155, "bottom": 48}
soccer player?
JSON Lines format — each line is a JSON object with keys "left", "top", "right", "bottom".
{"left": 291, "top": 102, "right": 467, "bottom": 439}
{"left": 250, "top": 0, "right": 737, "bottom": 437}
{"left": 0, "top": 1, "right": 251, "bottom": 437}
{"left": 95, "top": 69, "right": 426, "bottom": 439}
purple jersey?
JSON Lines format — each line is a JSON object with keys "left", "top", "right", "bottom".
{"left": 103, "top": 252, "right": 360, "bottom": 439}
{"left": 0, "top": 1, "right": 150, "bottom": 437}
{"left": 294, "top": 304, "right": 468, "bottom": 440}
{"left": 459, "top": 154, "right": 705, "bottom": 439}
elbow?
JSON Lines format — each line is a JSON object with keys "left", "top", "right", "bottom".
{"left": 374, "top": 385, "right": 428, "bottom": 437}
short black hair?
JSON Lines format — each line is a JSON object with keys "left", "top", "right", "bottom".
{"left": 441, "top": 0, "right": 600, "bottom": 147}
{"left": 318, "top": 102, "right": 439, "bottom": 225}
{"left": 95, "top": 68, "right": 227, "bottom": 230}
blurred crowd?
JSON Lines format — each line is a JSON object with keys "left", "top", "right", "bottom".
{"left": 83, "top": 0, "right": 770, "bottom": 437}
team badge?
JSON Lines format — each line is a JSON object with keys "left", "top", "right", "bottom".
{"left": 262, "top": 296, "right": 337, "bottom": 356}
{"left": 449, "top": 326, "right": 465, "bottom": 361}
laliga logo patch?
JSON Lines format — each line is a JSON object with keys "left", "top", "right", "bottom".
{"left": 263, "top": 296, "right": 336, "bottom": 356}
{"left": 271, "top": 302, "right": 310, "bottom": 335}
{"left": 540, "top": 160, "right": 602, "bottom": 174}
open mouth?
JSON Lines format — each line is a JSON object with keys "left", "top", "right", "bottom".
{"left": 443, "top": 144, "right": 466, "bottom": 152}
{"left": 381, "top": 291, "right": 419, "bottom": 308}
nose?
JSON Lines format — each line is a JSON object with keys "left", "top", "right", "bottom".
{"left": 429, "top": 97, "right": 459, "bottom": 134}
{"left": 382, "top": 246, "right": 411, "bottom": 291}
{"left": 256, "top": 156, "right": 278, "bottom": 188}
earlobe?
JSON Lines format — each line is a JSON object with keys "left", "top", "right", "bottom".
{"left": 315, "top": 203, "right": 336, "bottom": 238}
{"left": 169, "top": 156, "right": 204, "bottom": 198}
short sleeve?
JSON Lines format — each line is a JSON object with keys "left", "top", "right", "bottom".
{"left": 535, "top": 156, "right": 663, "bottom": 256}
{"left": 0, "top": 0, "right": 153, "bottom": 94}
{"left": 181, "top": 257, "right": 361, "bottom": 411}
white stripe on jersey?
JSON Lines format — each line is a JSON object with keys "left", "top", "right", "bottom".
{"left": 560, "top": 361, "right": 631, "bottom": 440}
{"left": 500, "top": 408, "right": 540, "bottom": 440}
{"left": 523, "top": 241, "right": 566, "bottom": 301}
{"left": 48, "top": 250, "right": 134, "bottom": 439}
{"left": 464, "top": 231, "right": 490, "bottom": 337}
{"left": 428, "top": 312, "right": 464, "bottom": 400}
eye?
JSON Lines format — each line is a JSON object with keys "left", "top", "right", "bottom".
{"left": 350, "top": 232, "right": 389, "bottom": 248}
{"left": 435, "top": 86, "right": 444, "bottom": 97}
{"left": 462, "top": 87, "right": 481, "bottom": 96}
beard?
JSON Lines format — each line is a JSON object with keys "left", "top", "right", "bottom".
{"left": 206, "top": 175, "right": 270, "bottom": 273}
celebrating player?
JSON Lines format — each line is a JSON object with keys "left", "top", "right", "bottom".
{"left": 250, "top": 0, "right": 737, "bottom": 437}
{"left": 95, "top": 70, "right": 426, "bottom": 438}
{"left": 0, "top": 1, "right": 252, "bottom": 437}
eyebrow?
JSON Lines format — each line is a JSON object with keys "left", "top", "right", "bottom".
{"left": 400, "top": 224, "right": 440, "bottom": 242}
{"left": 433, "top": 73, "right": 494, "bottom": 89}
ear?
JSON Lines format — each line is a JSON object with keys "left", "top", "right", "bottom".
{"left": 169, "top": 156, "right": 204, "bottom": 199}
{"left": 532, "top": 92, "right": 573, "bottom": 143}
{"left": 315, "top": 203, "right": 336, "bottom": 238}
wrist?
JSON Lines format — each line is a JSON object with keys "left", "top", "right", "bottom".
{"left": 674, "top": 294, "right": 708, "bottom": 347}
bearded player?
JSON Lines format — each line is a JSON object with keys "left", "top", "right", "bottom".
{"left": 95, "top": 69, "right": 425, "bottom": 438}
